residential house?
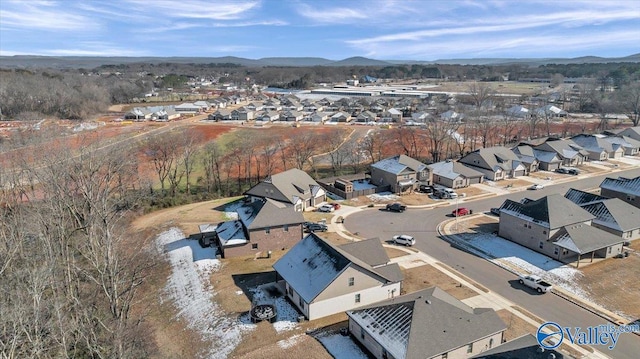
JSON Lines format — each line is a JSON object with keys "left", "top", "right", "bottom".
{"left": 307, "top": 112, "right": 329, "bottom": 123}
{"left": 245, "top": 102, "right": 264, "bottom": 112}
{"left": 440, "top": 110, "right": 464, "bottom": 122}
{"left": 410, "top": 111, "right": 430, "bottom": 123}
{"left": 428, "top": 160, "right": 484, "bottom": 189}
{"left": 533, "top": 139, "right": 588, "bottom": 167}
{"left": 244, "top": 168, "right": 326, "bottom": 211}
{"left": 371, "top": 155, "right": 432, "bottom": 194}
{"left": 193, "top": 101, "right": 211, "bottom": 112}
{"left": 303, "top": 102, "right": 323, "bottom": 112}
{"left": 281, "top": 110, "right": 304, "bottom": 122}
{"left": 330, "top": 111, "right": 352, "bottom": 122}
{"left": 600, "top": 176, "right": 640, "bottom": 209}
{"left": 471, "top": 334, "right": 565, "bottom": 359}
{"left": 356, "top": 110, "right": 377, "bottom": 123}
{"left": 603, "top": 135, "right": 640, "bottom": 156}
{"left": 571, "top": 134, "right": 623, "bottom": 160}
{"left": 509, "top": 146, "right": 540, "bottom": 174}
{"left": 273, "top": 234, "right": 403, "bottom": 320}
{"left": 380, "top": 108, "right": 403, "bottom": 122}
{"left": 505, "top": 105, "right": 529, "bottom": 119}
{"left": 263, "top": 99, "right": 282, "bottom": 111}
{"left": 124, "top": 107, "right": 152, "bottom": 121}
{"left": 615, "top": 126, "right": 640, "bottom": 142}
{"left": 533, "top": 105, "right": 567, "bottom": 118}
{"left": 512, "top": 145, "right": 561, "bottom": 171}
{"left": 152, "top": 107, "right": 180, "bottom": 121}
{"left": 347, "top": 287, "right": 506, "bottom": 359}
{"left": 231, "top": 107, "right": 254, "bottom": 121}
{"left": 208, "top": 109, "right": 231, "bottom": 121}
{"left": 498, "top": 194, "right": 624, "bottom": 266}
{"left": 215, "top": 198, "right": 305, "bottom": 258}
{"left": 256, "top": 110, "right": 280, "bottom": 122}
{"left": 459, "top": 146, "right": 527, "bottom": 181}
{"left": 174, "top": 102, "right": 201, "bottom": 114}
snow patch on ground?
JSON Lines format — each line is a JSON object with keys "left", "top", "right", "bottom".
{"left": 458, "top": 232, "right": 592, "bottom": 301}
{"left": 367, "top": 191, "right": 399, "bottom": 202}
{"left": 315, "top": 332, "right": 369, "bottom": 359}
{"left": 278, "top": 334, "right": 303, "bottom": 349}
{"left": 238, "top": 284, "right": 300, "bottom": 333}
{"left": 156, "top": 228, "right": 254, "bottom": 359}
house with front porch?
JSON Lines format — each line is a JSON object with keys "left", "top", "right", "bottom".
{"left": 371, "top": 155, "right": 432, "bottom": 194}
{"left": 533, "top": 139, "right": 588, "bottom": 167}
{"left": 347, "top": 287, "right": 506, "bottom": 359}
{"left": 244, "top": 168, "right": 326, "bottom": 211}
{"left": 273, "top": 234, "right": 403, "bottom": 320}
{"left": 571, "top": 134, "right": 623, "bottom": 160}
{"left": 498, "top": 194, "right": 624, "bottom": 266}
{"left": 459, "top": 146, "right": 528, "bottom": 181}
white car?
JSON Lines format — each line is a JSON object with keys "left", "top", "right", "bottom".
{"left": 392, "top": 234, "right": 415, "bottom": 246}
{"left": 317, "top": 204, "right": 335, "bottom": 212}
{"left": 528, "top": 184, "right": 544, "bottom": 190}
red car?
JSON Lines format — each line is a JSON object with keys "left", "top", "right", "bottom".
{"left": 331, "top": 203, "right": 341, "bottom": 210}
{"left": 452, "top": 207, "right": 471, "bottom": 217}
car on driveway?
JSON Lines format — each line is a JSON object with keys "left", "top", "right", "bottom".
{"left": 528, "top": 184, "right": 544, "bottom": 190}
{"left": 386, "top": 203, "right": 407, "bottom": 212}
{"left": 318, "top": 204, "right": 335, "bottom": 212}
{"left": 392, "top": 234, "right": 415, "bottom": 246}
{"left": 567, "top": 168, "right": 580, "bottom": 175}
{"left": 305, "top": 223, "right": 328, "bottom": 232}
{"left": 555, "top": 167, "right": 568, "bottom": 174}
{"left": 331, "top": 203, "right": 341, "bottom": 210}
{"left": 452, "top": 207, "right": 472, "bottom": 217}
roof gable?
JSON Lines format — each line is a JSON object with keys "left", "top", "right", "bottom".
{"left": 600, "top": 175, "right": 640, "bottom": 196}
{"left": 500, "top": 194, "right": 594, "bottom": 229}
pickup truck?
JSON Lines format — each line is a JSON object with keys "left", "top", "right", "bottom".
{"left": 518, "top": 275, "right": 553, "bottom": 293}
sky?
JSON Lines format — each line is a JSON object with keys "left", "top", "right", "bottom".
{"left": 1, "top": 0, "right": 639, "bottom": 60}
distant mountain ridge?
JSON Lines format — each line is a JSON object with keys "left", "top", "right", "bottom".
{"left": 1, "top": 53, "right": 638, "bottom": 69}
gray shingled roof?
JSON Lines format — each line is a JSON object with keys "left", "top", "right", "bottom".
{"left": 552, "top": 223, "right": 624, "bottom": 254}
{"left": 244, "top": 168, "right": 322, "bottom": 205}
{"left": 372, "top": 155, "right": 427, "bottom": 175}
{"left": 534, "top": 139, "right": 588, "bottom": 160}
{"left": 471, "top": 334, "right": 565, "bottom": 359}
{"left": 238, "top": 198, "right": 305, "bottom": 230}
{"left": 582, "top": 198, "right": 640, "bottom": 232}
{"left": 348, "top": 287, "right": 506, "bottom": 359}
{"left": 571, "top": 134, "right": 615, "bottom": 154}
{"left": 564, "top": 188, "right": 607, "bottom": 206}
{"left": 340, "top": 237, "right": 390, "bottom": 267}
{"left": 459, "top": 146, "right": 520, "bottom": 172}
{"left": 499, "top": 194, "right": 594, "bottom": 229}
{"left": 600, "top": 176, "right": 640, "bottom": 197}
{"left": 273, "top": 234, "right": 402, "bottom": 303}
{"left": 428, "top": 160, "right": 484, "bottom": 180}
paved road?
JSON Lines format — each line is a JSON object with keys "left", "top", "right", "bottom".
{"left": 345, "top": 168, "right": 640, "bottom": 359}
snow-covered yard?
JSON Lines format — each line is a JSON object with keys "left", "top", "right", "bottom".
{"left": 456, "top": 232, "right": 592, "bottom": 301}
{"left": 156, "top": 228, "right": 304, "bottom": 358}
{"left": 367, "top": 191, "right": 400, "bottom": 202}
{"left": 315, "top": 331, "right": 369, "bottom": 359}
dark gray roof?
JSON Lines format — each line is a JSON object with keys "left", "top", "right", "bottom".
{"left": 273, "top": 234, "right": 402, "bottom": 303}
{"left": 534, "top": 139, "right": 588, "bottom": 160}
{"left": 618, "top": 126, "right": 640, "bottom": 141}
{"left": 239, "top": 198, "right": 305, "bottom": 230}
{"left": 564, "top": 188, "right": 607, "bottom": 206}
{"left": 499, "top": 194, "right": 594, "bottom": 229}
{"left": 340, "top": 237, "right": 390, "bottom": 267}
{"left": 603, "top": 135, "right": 640, "bottom": 150}
{"left": 570, "top": 134, "right": 615, "bottom": 153}
{"left": 348, "top": 287, "right": 506, "bottom": 359}
{"left": 372, "top": 155, "right": 427, "bottom": 175}
{"left": 428, "top": 160, "right": 484, "bottom": 180}
{"left": 552, "top": 223, "right": 624, "bottom": 254}
{"left": 244, "top": 168, "right": 322, "bottom": 204}
{"left": 582, "top": 198, "right": 640, "bottom": 232}
{"left": 471, "top": 334, "right": 564, "bottom": 359}
{"left": 459, "top": 146, "right": 520, "bottom": 172}
{"left": 600, "top": 176, "right": 640, "bottom": 197}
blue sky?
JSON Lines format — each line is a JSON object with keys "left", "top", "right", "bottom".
{"left": 1, "top": 0, "right": 639, "bottom": 60}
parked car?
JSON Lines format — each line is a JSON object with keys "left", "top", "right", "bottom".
{"left": 331, "top": 203, "right": 341, "bottom": 210}
{"left": 419, "top": 184, "right": 433, "bottom": 194}
{"left": 528, "top": 184, "right": 544, "bottom": 190}
{"left": 392, "top": 234, "right": 415, "bottom": 246}
{"left": 452, "top": 207, "right": 472, "bottom": 217}
{"left": 386, "top": 203, "right": 407, "bottom": 212}
{"left": 490, "top": 207, "right": 501, "bottom": 216}
{"left": 318, "top": 204, "right": 335, "bottom": 212}
{"left": 518, "top": 275, "right": 553, "bottom": 293}
{"left": 305, "top": 223, "right": 328, "bottom": 232}
{"left": 567, "top": 168, "right": 580, "bottom": 175}
{"left": 555, "top": 167, "right": 568, "bottom": 174}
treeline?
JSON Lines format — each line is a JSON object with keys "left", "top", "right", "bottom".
{"left": 0, "top": 69, "right": 150, "bottom": 120}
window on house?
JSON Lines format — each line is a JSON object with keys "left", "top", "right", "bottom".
{"left": 554, "top": 247, "right": 559, "bottom": 255}
{"left": 524, "top": 224, "right": 527, "bottom": 228}
{"left": 608, "top": 247, "right": 612, "bottom": 254}
{"left": 287, "top": 286, "right": 293, "bottom": 297}
{"left": 543, "top": 230, "right": 547, "bottom": 235}
{"left": 489, "top": 338, "right": 494, "bottom": 348}
{"left": 265, "top": 227, "right": 270, "bottom": 234}
{"left": 284, "top": 224, "right": 289, "bottom": 232}
{"left": 355, "top": 294, "right": 361, "bottom": 303}
{"left": 467, "top": 343, "right": 473, "bottom": 353}
{"left": 252, "top": 243, "right": 258, "bottom": 250}
{"left": 563, "top": 248, "right": 569, "bottom": 255}
{"left": 360, "top": 327, "right": 365, "bottom": 340}
{"left": 539, "top": 241, "right": 544, "bottom": 249}
{"left": 348, "top": 277, "right": 354, "bottom": 286}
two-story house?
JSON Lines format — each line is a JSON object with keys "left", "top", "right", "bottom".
{"left": 273, "top": 234, "right": 403, "bottom": 320}
{"left": 244, "top": 168, "right": 326, "bottom": 211}
{"left": 371, "top": 155, "right": 432, "bottom": 194}
{"left": 459, "top": 146, "right": 527, "bottom": 181}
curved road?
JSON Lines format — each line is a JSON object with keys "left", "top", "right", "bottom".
{"left": 345, "top": 168, "right": 640, "bottom": 359}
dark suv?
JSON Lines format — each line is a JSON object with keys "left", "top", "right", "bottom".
{"left": 386, "top": 203, "right": 407, "bottom": 212}
{"left": 305, "top": 223, "right": 328, "bottom": 232}
{"left": 419, "top": 184, "right": 433, "bottom": 193}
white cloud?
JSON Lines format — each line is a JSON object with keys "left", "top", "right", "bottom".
{"left": 124, "top": 0, "right": 259, "bottom": 20}
{"left": 210, "top": 20, "right": 288, "bottom": 27}
{"left": 0, "top": 0, "right": 97, "bottom": 31}
{"left": 295, "top": 3, "right": 370, "bottom": 23}
{"left": 42, "top": 42, "right": 150, "bottom": 57}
